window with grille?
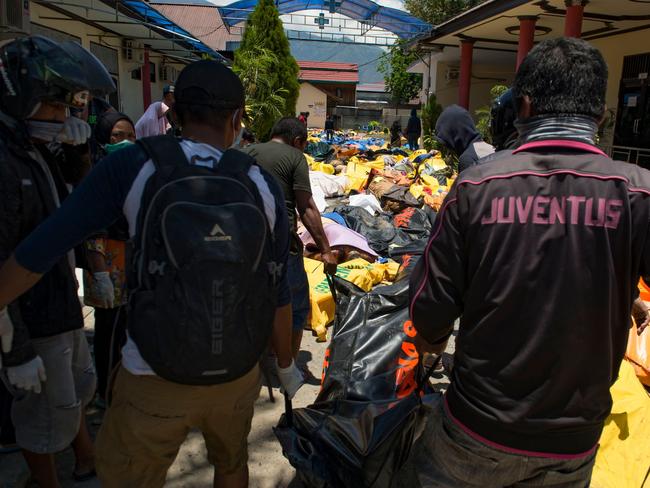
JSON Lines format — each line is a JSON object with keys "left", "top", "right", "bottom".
{"left": 5, "top": 0, "right": 22, "bottom": 29}
{"left": 622, "top": 53, "right": 650, "bottom": 80}
{"left": 90, "top": 42, "right": 119, "bottom": 75}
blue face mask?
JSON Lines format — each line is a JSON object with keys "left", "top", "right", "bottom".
{"left": 104, "top": 139, "right": 134, "bottom": 154}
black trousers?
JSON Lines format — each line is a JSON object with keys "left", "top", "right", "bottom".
{"left": 94, "top": 307, "right": 128, "bottom": 400}
{"left": 408, "top": 135, "right": 419, "bottom": 151}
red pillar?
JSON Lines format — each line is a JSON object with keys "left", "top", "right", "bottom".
{"left": 516, "top": 16, "right": 537, "bottom": 70}
{"left": 564, "top": 0, "right": 586, "bottom": 38}
{"left": 459, "top": 40, "right": 474, "bottom": 110}
{"left": 141, "top": 45, "right": 151, "bottom": 111}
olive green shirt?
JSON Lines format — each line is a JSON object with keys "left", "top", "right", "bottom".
{"left": 244, "top": 141, "right": 312, "bottom": 248}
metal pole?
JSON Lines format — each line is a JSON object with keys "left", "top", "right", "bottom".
{"left": 142, "top": 45, "right": 151, "bottom": 111}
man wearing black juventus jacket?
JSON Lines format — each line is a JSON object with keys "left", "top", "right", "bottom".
{"left": 409, "top": 37, "right": 650, "bottom": 487}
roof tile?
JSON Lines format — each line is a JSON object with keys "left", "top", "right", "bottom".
{"left": 150, "top": 3, "right": 240, "bottom": 51}
{"left": 297, "top": 61, "right": 359, "bottom": 71}
{"left": 299, "top": 69, "right": 359, "bottom": 83}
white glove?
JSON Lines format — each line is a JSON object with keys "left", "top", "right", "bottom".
{"left": 93, "top": 272, "right": 115, "bottom": 308}
{"left": 57, "top": 117, "right": 91, "bottom": 146}
{"left": 277, "top": 359, "right": 304, "bottom": 399}
{"left": 7, "top": 356, "right": 47, "bottom": 394}
{"left": 0, "top": 307, "right": 14, "bottom": 369}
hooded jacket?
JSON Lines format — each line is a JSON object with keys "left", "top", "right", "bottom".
{"left": 436, "top": 105, "right": 495, "bottom": 172}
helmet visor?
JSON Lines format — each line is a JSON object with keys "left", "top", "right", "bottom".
{"left": 1, "top": 36, "right": 115, "bottom": 119}
{"left": 58, "top": 41, "right": 116, "bottom": 96}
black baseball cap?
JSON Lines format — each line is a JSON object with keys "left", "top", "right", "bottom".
{"left": 174, "top": 60, "right": 244, "bottom": 110}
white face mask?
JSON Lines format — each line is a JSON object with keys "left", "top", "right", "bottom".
{"left": 26, "top": 120, "right": 64, "bottom": 142}
{"left": 232, "top": 127, "right": 244, "bottom": 148}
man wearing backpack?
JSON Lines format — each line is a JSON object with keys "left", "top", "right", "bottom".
{"left": 0, "top": 60, "right": 303, "bottom": 488}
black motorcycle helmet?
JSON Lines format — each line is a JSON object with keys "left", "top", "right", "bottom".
{"left": 490, "top": 88, "right": 518, "bottom": 151}
{"left": 0, "top": 36, "right": 115, "bottom": 120}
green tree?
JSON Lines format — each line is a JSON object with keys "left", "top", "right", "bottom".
{"left": 405, "top": 0, "right": 484, "bottom": 25}
{"left": 234, "top": 0, "right": 300, "bottom": 139}
{"left": 378, "top": 40, "right": 422, "bottom": 114}
{"left": 421, "top": 94, "right": 443, "bottom": 151}
{"left": 475, "top": 84, "right": 509, "bottom": 143}
{"left": 232, "top": 41, "right": 288, "bottom": 141}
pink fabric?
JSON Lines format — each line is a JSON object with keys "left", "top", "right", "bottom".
{"left": 461, "top": 169, "right": 630, "bottom": 188}
{"left": 300, "top": 219, "right": 377, "bottom": 257}
{"left": 443, "top": 397, "right": 598, "bottom": 460}
{"left": 135, "top": 101, "right": 170, "bottom": 138}
{"left": 513, "top": 139, "right": 608, "bottom": 156}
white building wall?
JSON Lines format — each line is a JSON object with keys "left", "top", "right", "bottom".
{"left": 30, "top": 2, "right": 186, "bottom": 122}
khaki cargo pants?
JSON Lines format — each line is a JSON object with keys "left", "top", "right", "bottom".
{"left": 96, "top": 365, "right": 261, "bottom": 488}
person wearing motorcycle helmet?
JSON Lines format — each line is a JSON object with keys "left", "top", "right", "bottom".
{"left": 490, "top": 88, "right": 519, "bottom": 151}
{"left": 0, "top": 35, "right": 114, "bottom": 487}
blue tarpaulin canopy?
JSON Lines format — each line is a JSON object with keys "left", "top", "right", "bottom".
{"left": 219, "top": 0, "right": 431, "bottom": 39}
{"left": 122, "top": 0, "right": 228, "bottom": 61}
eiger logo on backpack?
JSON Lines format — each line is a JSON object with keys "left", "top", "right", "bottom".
{"left": 205, "top": 223, "right": 232, "bottom": 242}
{"left": 129, "top": 136, "right": 278, "bottom": 386}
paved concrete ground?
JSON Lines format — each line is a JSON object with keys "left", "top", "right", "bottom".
{"left": 0, "top": 297, "right": 455, "bottom": 488}
{"left": 0, "top": 320, "right": 327, "bottom": 488}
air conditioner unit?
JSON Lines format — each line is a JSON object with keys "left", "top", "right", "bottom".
{"left": 159, "top": 65, "right": 178, "bottom": 82}
{"left": 0, "top": 0, "right": 31, "bottom": 40}
{"left": 122, "top": 39, "right": 144, "bottom": 63}
{"left": 446, "top": 67, "right": 460, "bottom": 83}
